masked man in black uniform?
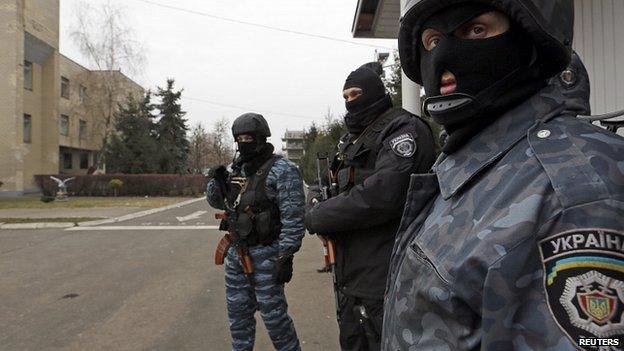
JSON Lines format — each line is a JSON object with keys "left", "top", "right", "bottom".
{"left": 305, "top": 62, "right": 436, "bottom": 350}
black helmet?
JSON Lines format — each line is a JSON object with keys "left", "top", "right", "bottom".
{"left": 231, "top": 113, "right": 271, "bottom": 138}
{"left": 399, "top": 0, "right": 574, "bottom": 84}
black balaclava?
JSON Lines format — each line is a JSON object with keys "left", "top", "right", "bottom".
{"left": 343, "top": 64, "right": 393, "bottom": 134}
{"left": 235, "top": 135, "right": 274, "bottom": 175}
{"left": 237, "top": 135, "right": 265, "bottom": 162}
{"left": 419, "top": 2, "right": 546, "bottom": 153}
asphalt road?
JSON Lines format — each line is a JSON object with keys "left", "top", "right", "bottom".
{"left": 0, "top": 199, "right": 340, "bottom": 350}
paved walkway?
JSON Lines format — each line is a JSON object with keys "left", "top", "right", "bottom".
{"left": 0, "top": 198, "right": 340, "bottom": 350}
{"left": 0, "top": 207, "right": 143, "bottom": 219}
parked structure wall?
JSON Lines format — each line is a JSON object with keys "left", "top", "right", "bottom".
{"left": 0, "top": 0, "right": 144, "bottom": 195}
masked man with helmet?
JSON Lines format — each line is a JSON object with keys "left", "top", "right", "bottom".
{"left": 206, "top": 113, "right": 304, "bottom": 351}
{"left": 384, "top": 1, "right": 624, "bottom": 350}
{"left": 305, "top": 62, "right": 436, "bottom": 350}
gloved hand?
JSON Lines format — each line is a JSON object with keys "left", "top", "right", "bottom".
{"left": 208, "top": 165, "right": 229, "bottom": 195}
{"left": 306, "top": 184, "right": 323, "bottom": 205}
{"left": 275, "top": 254, "right": 294, "bottom": 284}
{"left": 208, "top": 165, "right": 228, "bottom": 182}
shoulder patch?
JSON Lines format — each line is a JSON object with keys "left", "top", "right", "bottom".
{"left": 389, "top": 133, "right": 416, "bottom": 158}
{"left": 539, "top": 229, "right": 624, "bottom": 348}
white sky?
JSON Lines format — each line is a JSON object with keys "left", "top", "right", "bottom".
{"left": 59, "top": 0, "right": 398, "bottom": 150}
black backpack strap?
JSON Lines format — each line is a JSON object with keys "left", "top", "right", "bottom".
{"left": 250, "top": 155, "right": 281, "bottom": 208}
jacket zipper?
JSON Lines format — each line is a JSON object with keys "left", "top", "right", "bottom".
{"left": 410, "top": 243, "right": 451, "bottom": 286}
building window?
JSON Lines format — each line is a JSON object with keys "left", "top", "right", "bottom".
{"left": 24, "top": 61, "right": 33, "bottom": 91}
{"left": 60, "top": 115, "right": 69, "bottom": 136}
{"left": 80, "top": 152, "right": 89, "bottom": 169}
{"left": 61, "top": 76, "right": 70, "bottom": 99}
{"left": 23, "top": 114, "right": 32, "bottom": 143}
{"left": 79, "top": 120, "right": 87, "bottom": 139}
{"left": 79, "top": 85, "right": 87, "bottom": 104}
{"left": 63, "top": 152, "right": 73, "bottom": 169}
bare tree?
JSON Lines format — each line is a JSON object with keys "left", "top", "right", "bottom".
{"left": 189, "top": 122, "right": 211, "bottom": 173}
{"left": 211, "top": 117, "right": 235, "bottom": 165}
{"left": 70, "top": 0, "right": 146, "bottom": 170}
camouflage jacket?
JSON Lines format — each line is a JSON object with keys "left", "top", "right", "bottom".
{"left": 383, "top": 73, "right": 624, "bottom": 349}
{"left": 206, "top": 157, "right": 306, "bottom": 256}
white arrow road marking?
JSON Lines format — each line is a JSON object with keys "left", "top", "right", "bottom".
{"left": 176, "top": 211, "right": 207, "bottom": 222}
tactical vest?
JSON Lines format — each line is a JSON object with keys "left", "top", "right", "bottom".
{"left": 232, "top": 155, "right": 282, "bottom": 246}
{"left": 334, "top": 108, "right": 406, "bottom": 193}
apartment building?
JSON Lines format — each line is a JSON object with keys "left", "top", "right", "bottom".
{"left": 0, "top": 0, "right": 143, "bottom": 195}
{"left": 281, "top": 130, "right": 304, "bottom": 162}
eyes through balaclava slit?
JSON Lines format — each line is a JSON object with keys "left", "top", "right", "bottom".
{"left": 342, "top": 64, "right": 393, "bottom": 135}
{"left": 418, "top": 2, "right": 546, "bottom": 153}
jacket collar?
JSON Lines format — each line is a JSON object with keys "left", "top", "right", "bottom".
{"left": 433, "top": 84, "right": 570, "bottom": 200}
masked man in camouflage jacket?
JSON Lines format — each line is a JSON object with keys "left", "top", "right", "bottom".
{"left": 384, "top": 1, "right": 624, "bottom": 350}
{"left": 206, "top": 113, "right": 305, "bottom": 351}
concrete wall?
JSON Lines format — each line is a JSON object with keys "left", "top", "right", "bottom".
{"left": 23, "top": 0, "right": 59, "bottom": 193}
{"left": 24, "top": 0, "right": 59, "bottom": 49}
{"left": 59, "top": 56, "right": 99, "bottom": 152}
{"left": 0, "top": 0, "right": 25, "bottom": 194}
{"left": 38, "top": 49, "right": 60, "bottom": 183}
{"left": 0, "top": 0, "right": 60, "bottom": 194}
{"left": 22, "top": 60, "right": 43, "bottom": 188}
{"left": 0, "top": 0, "right": 142, "bottom": 194}
{"left": 56, "top": 68, "right": 144, "bottom": 175}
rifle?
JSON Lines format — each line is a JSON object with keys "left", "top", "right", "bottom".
{"left": 213, "top": 174, "right": 255, "bottom": 285}
{"left": 215, "top": 211, "right": 255, "bottom": 285}
{"left": 315, "top": 152, "right": 342, "bottom": 323}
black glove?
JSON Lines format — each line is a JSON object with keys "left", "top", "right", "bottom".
{"left": 306, "top": 184, "right": 323, "bottom": 205}
{"left": 275, "top": 254, "right": 294, "bottom": 284}
{"left": 208, "top": 165, "right": 228, "bottom": 182}
{"left": 208, "top": 165, "right": 229, "bottom": 195}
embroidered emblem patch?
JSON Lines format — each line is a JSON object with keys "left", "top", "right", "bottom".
{"left": 389, "top": 133, "right": 416, "bottom": 158}
{"left": 539, "top": 229, "right": 624, "bottom": 348}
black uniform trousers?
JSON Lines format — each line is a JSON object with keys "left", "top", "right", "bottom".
{"left": 338, "top": 293, "right": 383, "bottom": 351}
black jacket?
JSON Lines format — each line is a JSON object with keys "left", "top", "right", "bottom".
{"left": 307, "top": 107, "right": 436, "bottom": 299}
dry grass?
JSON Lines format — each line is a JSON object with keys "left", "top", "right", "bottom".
{"left": 0, "top": 217, "right": 105, "bottom": 223}
{"left": 0, "top": 197, "right": 195, "bottom": 209}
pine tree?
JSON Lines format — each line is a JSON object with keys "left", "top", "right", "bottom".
{"left": 105, "top": 132, "right": 131, "bottom": 173}
{"left": 105, "top": 93, "right": 159, "bottom": 173}
{"left": 298, "top": 111, "right": 346, "bottom": 184}
{"left": 155, "top": 79, "right": 190, "bottom": 174}
{"left": 139, "top": 90, "right": 158, "bottom": 138}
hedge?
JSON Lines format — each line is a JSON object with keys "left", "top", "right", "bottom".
{"left": 34, "top": 174, "right": 208, "bottom": 197}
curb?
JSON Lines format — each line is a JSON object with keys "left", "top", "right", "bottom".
{"left": 67, "top": 225, "right": 220, "bottom": 231}
{"left": 78, "top": 197, "right": 205, "bottom": 227}
{"left": 1, "top": 222, "right": 76, "bottom": 229}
